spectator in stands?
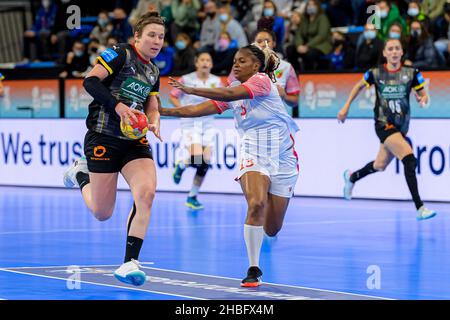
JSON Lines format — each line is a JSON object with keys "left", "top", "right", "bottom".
{"left": 326, "top": 31, "right": 355, "bottom": 71}
{"left": 216, "top": 4, "right": 249, "bottom": 48}
{"left": 355, "top": 23, "right": 383, "bottom": 70}
{"left": 153, "top": 40, "right": 176, "bottom": 76}
{"left": 50, "top": 0, "right": 73, "bottom": 61}
{"left": 87, "top": 39, "right": 104, "bottom": 69}
{"left": 172, "top": 33, "right": 197, "bottom": 76}
{"left": 106, "top": 35, "right": 119, "bottom": 48}
{"left": 325, "top": 0, "right": 354, "bottom": 27}
{"left": 433, "top": 3, "right": 450, "bottom": 64}
{"left": 23, "top": 0, "right": 58, "bottom": 62}
{"left": 273, "top": 0, "right": 299, "bottom": 19}
{"left": 352, "top": 0, "right": 370, "bottom": 25}
{"left": 284, "top": 10, "right": 302, "bottom": 54}
{"left": 226, "top": 0, "right": 251, "bottom": 21}
{"left": 404, "top": 0, "right": 430, "bottom": 31}
{"left": 259, "top": 1, "right": 285, "bottom": 53}
{"left": 171, "top": 0, "right": 202, "bottom": 43}
{"left": 404, "top": 20, "right": 446, "bottom": 68}
{"left": 128, "top": 0, "right": 161, "bottom": 26}
{"left": 211, "top": 31, "right": 238, "bottom": 75}
{"left": 286, "top": 0, "right": 332, "bottom": 71}
{"left": 90, "top": 10, "right": 114, "bottom": 47}
{"left": 422, "top": 0, "right": 446, "bottom": 22}
{"left": 111, "top": 7, "right": 133, "bottom": 43}
{"left": 376, "top": 0, "right": 407, "bottom": 41}
{"left": 59, "top": 40, "right": 90, "bottom": 78}
{"left": 198, "top": 1, "right": 220, "bottom": 54}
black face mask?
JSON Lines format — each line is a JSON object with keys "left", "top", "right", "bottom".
{"left": 333, "top": 39, "right": 345, "bottom": 47}
{"left": 207, "top": 12, "right": 216, "bottom": 18}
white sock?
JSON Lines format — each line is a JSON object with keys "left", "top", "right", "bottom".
{"left": 244, "top": 224, "right": 264, "bottom": 267}
{"left": 188, "top": 184, "right": 200, "bottom": 197}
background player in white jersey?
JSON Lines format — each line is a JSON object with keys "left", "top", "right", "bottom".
{"left": 169, "top": 52, "right": 223, "bottom": 210}
{"left": 160, "top": 44, "right": 300, "bottom": 288}
{"left": 228, "top": 18, "right": 300, "bottom": 108}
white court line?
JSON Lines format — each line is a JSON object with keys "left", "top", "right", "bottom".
{"left": 0, "top": 217, "right": 424, "bottom": 236}
{"left": 0, "top": 268, "right": 205, "bottom": 300}
{"left": 0, "top": 264, "right": 392, "bottom": 300}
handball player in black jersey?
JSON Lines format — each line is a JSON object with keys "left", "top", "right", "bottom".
{"left": 63, "top": 12, "right": 164, "bottom": 286}
{"left": 337, "top": 38, "right": 436, "bottom": 220}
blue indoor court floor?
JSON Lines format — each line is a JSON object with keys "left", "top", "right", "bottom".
{"left": 0, "top": 186, "right": 449, "bottom": 300}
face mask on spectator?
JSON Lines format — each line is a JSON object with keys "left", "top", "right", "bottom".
{"left": 306, "top": 5, "right": 317, "bottom": 15}
{"left": 411, "top": 29, "right": 422, "bottom": 37}
{"left": 378, "top": 10, "right": 388, "bottom": 19}
{"left": 218, "top": 38, "right": 230, "bottom": 51}
{"left": 74, "top": 50, "right": 84, "bottom": 57}
{"left": 175, "top": 40, "right": 187, "bottom": 50}
{"left": 364, "top": 30, "right": 376, "bottom": 40}
{"left": 219, "top": 13, "right": 229, "bottom": 22}
{"left": 207, "top": 11, "right": 216, "bottom": 18}
{"left": 407, "top": 8, "right": 419, "bottom": 17}
{"left": 264, "top": 8, "right": 274, "bottom": 17}
{"left": 98, "top": 19, "right": 108, "bottom": 27}
{"left": 333, "top": 39, "right": 345, "bottom": 47}
{"left": 389, "top": 31, "right": 401, "bottom": 39}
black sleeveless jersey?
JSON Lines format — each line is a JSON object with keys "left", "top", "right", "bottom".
{"left": 363, "top": 64, "right": 425, "bottom": 133}
{"left": 86, "top": 43, "right": 160, "bottom": 139}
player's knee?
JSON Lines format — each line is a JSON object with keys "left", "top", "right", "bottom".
{"left": 91, "top": 206, "right": 113, "bottom": 221}
{"left": 134, "top": 186, "right": 155, "bottom": 209}
{"left": 196, "top": 161, "right": 209, "bottom": 177}
{"left": 248, "top": 198, "right": 266, "bottom": 216}
{"left": 402, "top": 154, "right": 417, "bottom": 175}
{"left": 373, "top": 161, "right": 387, "bottom": 171}
{"left": 190, "top": 154, "right": 203, "bottom": 168}
{"left": 264, "top": 225, "right": 281, "bottom": 237}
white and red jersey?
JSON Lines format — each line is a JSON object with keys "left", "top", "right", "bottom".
{"left": 212, "top": 73, "right": 299, "bottom": 174}
{"left": 227, "top": 59, "right": 300, "bottom": 96}
{"left": 170, "top": 72, "right": 223, "bottom": 130}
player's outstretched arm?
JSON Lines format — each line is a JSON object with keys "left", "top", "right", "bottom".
{"left": 338, "top": 79, "right": 366, "bottom": 123}
{"left": 159, "top": 100, "right": 219, "bottom": 118}
{"left": 169, "top": 77, "right": 251, "bottom": 101}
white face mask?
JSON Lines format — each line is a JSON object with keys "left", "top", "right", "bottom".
{"left": 219, "top": 13, "right": 229, "bottom": 22}
{"left": 407, "top": 8, "right": 419, "bottom": 17}
{"left": 378, "top": 10, "right": 388, "bottom": 19}
{"left": 42, "top": 0, "right": 51, "bottom": 9}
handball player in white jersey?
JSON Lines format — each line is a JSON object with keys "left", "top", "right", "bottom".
{"left": 169, "top": 52, "right": 223, "bottom": 210}
{"left": 159, "top": 44, "right": 300, "bottom": 287}
{"left": 227, "top": 17, "right": 300, "bottom": 108}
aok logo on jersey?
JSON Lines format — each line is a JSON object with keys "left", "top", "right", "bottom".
{"left": 380, "top": 84, "right": 407, "bottom": 99}
{"left": 120, "top": 77, "right": 152, "bottom": 103}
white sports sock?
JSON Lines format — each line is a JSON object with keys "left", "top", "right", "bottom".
{"left": 188, "top": 184, "right": 200, "bottom": 197}
{"left": 244, "top": 224, "right": 264, "bottom": 267}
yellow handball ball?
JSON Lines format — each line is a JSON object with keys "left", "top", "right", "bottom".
{"left": 120, "top": 112, "right": 149, "bottom": 139}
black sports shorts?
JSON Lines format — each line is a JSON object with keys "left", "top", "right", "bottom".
{"left": 375, "top": 122, "right": 407, "bottom": 144}
{"left": 84, "top": 130, "right": 153, "bottom": 173}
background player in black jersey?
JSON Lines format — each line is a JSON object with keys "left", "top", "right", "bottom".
{"left": 337, "top": 38, "right": 436, "bottom": 221}
{"left": 62, "top": 12, "right": 164, "bottom": 286}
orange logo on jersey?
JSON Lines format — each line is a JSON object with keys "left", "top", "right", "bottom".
{"left": 384, "top": 123, "right": 395, "bottom": 131}
{"left": 139, "top": 137, "right": 149, "bottom": 145}
{"left": 240, "top": 159, "right": 254, "bottom": 170}
{"left": 93, "top": 145, "right": 106, "bottom": 157}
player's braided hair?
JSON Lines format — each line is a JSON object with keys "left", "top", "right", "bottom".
{"left": 134, "top": 12, "right": 165, "bottom": 37}
{"left": 242, "top": 44, "right": 280, "bottom": 83}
